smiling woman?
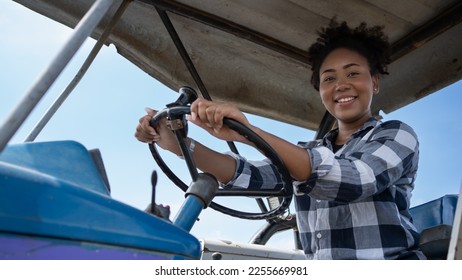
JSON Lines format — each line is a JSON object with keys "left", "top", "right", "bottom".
{"left": 133, "top": 18, "right": 427, "bottom": 259}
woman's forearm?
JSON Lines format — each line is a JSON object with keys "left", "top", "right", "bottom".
{"left": 191, "top": 140, "right": 237, "bottom": 184}
{"left": 250, "top": 126, "right": 312, "bottom": 181}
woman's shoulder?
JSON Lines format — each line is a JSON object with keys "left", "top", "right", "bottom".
{"left": 378, "top": 119, "right": 416, "bottom": 133}
{"left": 374, "top": 119, "right": 419, "bottom": 143}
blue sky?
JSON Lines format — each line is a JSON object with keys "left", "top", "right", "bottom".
{"left": 1, "top": 1, "right": 461, "bottom": 246}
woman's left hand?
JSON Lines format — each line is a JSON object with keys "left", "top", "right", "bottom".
{"left": 188, "top": 98, "right": 251, "bottom": 143}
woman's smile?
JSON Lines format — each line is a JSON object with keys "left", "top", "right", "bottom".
{"left": 319, "top": 48, "right": 378, "bottom": 128}
{"left": 335, "top": 95, "right": 357, "bottom": 104}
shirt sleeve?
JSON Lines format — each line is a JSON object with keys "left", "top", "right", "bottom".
{"left": 295, "top": 121, "right": 419, "bottom": 203}
{"left": 223, "top": 152, "right": 284, "bottom": 191}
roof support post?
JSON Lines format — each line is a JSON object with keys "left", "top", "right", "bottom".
{"left": 23, "top": 0, "right": 131, "bottom": 142}
{"left": 156, "top": 6, "right": 239, "bottom": 154}
{"left": 0, "top": 0, "right": 115, "bottom": 152}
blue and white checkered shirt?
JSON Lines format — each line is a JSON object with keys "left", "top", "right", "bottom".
{"left": 225, "top": 118, "right": 425, "bottom": 259}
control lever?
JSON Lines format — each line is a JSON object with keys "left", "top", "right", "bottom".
{"left": 145, "top": 170, "right": 171, "bottom": 221}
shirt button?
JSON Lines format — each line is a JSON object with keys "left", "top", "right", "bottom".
{"left": 316, "top": 233, "right": 322, "bottom": 239}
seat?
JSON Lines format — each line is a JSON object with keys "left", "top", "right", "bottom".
{"left": 409, "top": 195, "right": 458, "bottom": 259}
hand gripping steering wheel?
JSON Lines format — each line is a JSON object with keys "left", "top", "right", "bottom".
{"left": 148, "top": 87, "right": 293, "bottom": 220}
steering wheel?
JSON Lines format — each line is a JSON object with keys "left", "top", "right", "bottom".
{"left": 148, "top": 90, "right": 293, "bottom": 220}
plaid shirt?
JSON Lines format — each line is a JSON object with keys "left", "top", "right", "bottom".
{"left": 225, "top": 118, "right": 426, "bottom": 259}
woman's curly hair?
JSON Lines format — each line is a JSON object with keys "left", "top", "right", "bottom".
{"left": 307, "top": 18, "right": 391, "bottom": 91}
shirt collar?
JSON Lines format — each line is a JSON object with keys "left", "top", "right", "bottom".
{"left": 323, "top": 117, "right": 379, "bottom": 147}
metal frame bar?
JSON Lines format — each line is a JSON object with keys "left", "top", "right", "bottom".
{"left": 155, "top": 7, "right": 212, "bottom": 101}
{"left": 0, "top": 0, "right": 115, "bottom": 152}
{"left": 24, "top": 0, "right": 131, "bottom": 142}
{"left": 155, "top": 6, "right": 239, "bottom": 154}
{"left": 447, "top": 184, "right": 462, "bottom": 259}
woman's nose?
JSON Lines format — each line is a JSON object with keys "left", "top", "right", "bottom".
{"left": 335, "top": 77, "right": 350, "bottom": 91}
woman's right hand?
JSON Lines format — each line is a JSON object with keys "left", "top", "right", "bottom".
{"left": 134, "top": 108, "right": 182, "bottom": 155}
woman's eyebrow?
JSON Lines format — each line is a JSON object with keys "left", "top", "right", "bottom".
{"left": 321, "top": 63, "right": 361, "bottom": 75}
{"left": 344, "top": 63, "right": 360, "bottom": 69}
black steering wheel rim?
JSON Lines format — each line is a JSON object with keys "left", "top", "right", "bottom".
{"left": 149, "top": 105, "right": 293, "bottom": 220}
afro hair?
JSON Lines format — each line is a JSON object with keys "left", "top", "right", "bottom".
{"left": 307, "top": 18, "right": 391, "bottom": 91}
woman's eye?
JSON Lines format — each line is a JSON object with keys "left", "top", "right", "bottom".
{"left": 322, "top": 76, "right": 335, "bottom": 82}
{"left": 348, "top": 72, "right": 359, "bottom": 77}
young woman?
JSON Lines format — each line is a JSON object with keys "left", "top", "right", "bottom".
{"left": 135, "top": 19, "right": 425, "bottom": 260}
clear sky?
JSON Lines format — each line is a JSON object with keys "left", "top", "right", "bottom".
{"left": 1, "top": 1, "right": 461, "bottom": 246}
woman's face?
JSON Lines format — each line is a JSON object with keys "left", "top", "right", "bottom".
{"left": 319, "top": 48, "right": 379, "bottom": 127}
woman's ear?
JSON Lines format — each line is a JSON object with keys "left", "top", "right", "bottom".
{"left": 372, "top": 74, "right": 380, "bottom": 94}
